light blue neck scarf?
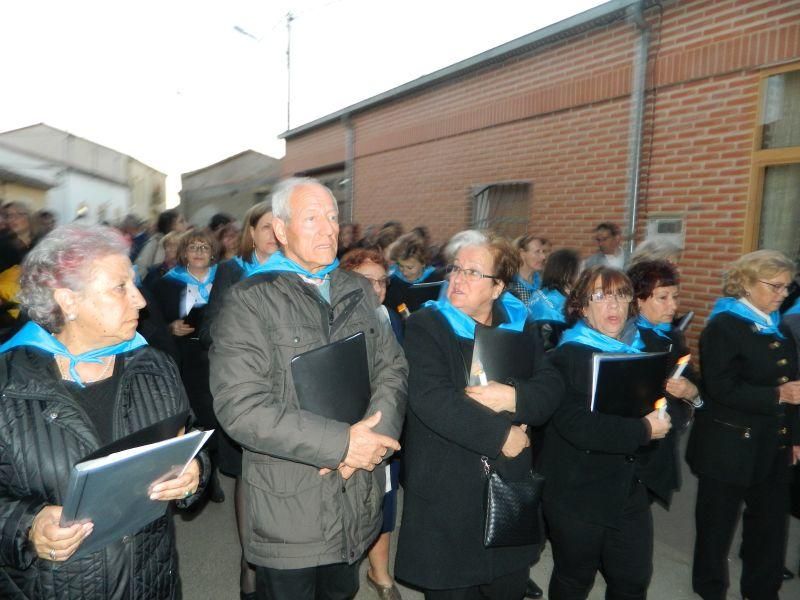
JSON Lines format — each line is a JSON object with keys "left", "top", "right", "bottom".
{"left": 164, "top": 265, "right": 217, "bottom": 302}
{"left": 0, "top": 321, "right": 147, "bottom": 387}
{"left": 392, "top": 265, "right": 435, "bottom": 285}
{"left": 234, "top": 251, "right": 270, "bottom": 278}
{"left": 558, "top": 319, "right": 644, "bottom": 353}
{"left": 245, "top": 251, "right": 339, "bottom": 280}
{"left": 529, "top": 288, "right": 566, "bottom": 323}
{"left": 424, "top": 292, "right": 527, "bottom": 340}
{"left": 636, "top": 314, "right": 672, "bottom": 340}
{"left": 708, "top": 297, "right": 785, "bottom": 339}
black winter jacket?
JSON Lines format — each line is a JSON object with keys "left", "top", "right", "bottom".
{"left": 394, "top": 305, "right": 564, "bottom": 589}
{"left": 0, "top": 345, "right": 204, "bottom": 600}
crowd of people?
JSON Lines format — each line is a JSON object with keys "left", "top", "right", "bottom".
{"left": 0, "top": 182, "right": 799, "bottom": 600}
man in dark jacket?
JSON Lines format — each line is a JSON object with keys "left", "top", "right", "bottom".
{"left": 210, "top": 177, "right": 407, "bottom": 600}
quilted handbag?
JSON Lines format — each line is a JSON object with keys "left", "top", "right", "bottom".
{"left": 482, "top": 456, "right": 545, "bottom": 548}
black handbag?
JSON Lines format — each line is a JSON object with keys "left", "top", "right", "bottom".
{"left": 482, "top": 456, "right": 545, "bottom": 548}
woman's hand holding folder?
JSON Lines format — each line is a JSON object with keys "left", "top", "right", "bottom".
{"left": 465, "top": 381, "right": 516, "bottom": 413}
{"left": 30, "top": 505, "right": 93, "bottom": 562}
{"left": 148, "top": 458, "right": 201, "bottom": 501}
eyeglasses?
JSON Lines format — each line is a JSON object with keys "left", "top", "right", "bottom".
{"left": 364, "top": 276, "right": 389, "bottom": 287}
{"left": 445, "top": 264, "right": 498, "bottom": 282}
{"left": 758, "top": 280, "right": 790, "bottom": 294}
{"left": 187, "top": 243, "right": 211, "bottom": 254}
{"left": 588, "top": 291, "right": 632, "bottom": 304}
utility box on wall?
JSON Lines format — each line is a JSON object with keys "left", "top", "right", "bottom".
{"left": 646, "top": 216, "right": 685, "bottom": 249}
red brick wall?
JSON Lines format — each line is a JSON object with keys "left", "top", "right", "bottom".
{"left": 284, "top": 0, "right": 800, "bottom": 345}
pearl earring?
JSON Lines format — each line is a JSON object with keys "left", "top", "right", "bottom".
{"left": 67, "top": 314, "right": 76, "bottom": 321}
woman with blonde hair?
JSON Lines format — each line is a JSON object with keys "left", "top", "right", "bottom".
{"left": 688, "top": 249, "right": 800, "bottom": 600}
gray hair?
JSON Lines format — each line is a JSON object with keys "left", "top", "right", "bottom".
{"left": 443, "top": 229, "right": 489, "bottom": 262}
{"left": 270, "top": 177, "right": 337, "bottom": 221}
{"left": 18, "top": 224, "right": 130, "bottom": 332}
{"left": 629, "top": 238, "right": 682, "bottom": 268}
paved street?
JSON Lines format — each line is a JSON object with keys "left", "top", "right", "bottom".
{"left": 176, "top": 436, "right": 800, "bottom": 599}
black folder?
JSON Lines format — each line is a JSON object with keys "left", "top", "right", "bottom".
{"left": 183, "top": 304, "right": 206, "bottom": 329}
{"left": 290, "top": 332, "right": 371, "bottom": 425}
{"left": 404, "top": 280, "right": 445, "bottom": 312}
{"left": 468, "top": 324, "right": 536, "bottom": 386}
{"left": 674, "top": 311, "right": 695, "bottom": 332}
{"left": 590, "top": 352, "right": 670, "bottom": 418}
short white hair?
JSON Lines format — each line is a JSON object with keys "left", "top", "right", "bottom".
{"left": 270, "top": 177, "right": 337, "bottom": 222}
{"left": 443, "top": 229, "right": 489, "bottom": 262}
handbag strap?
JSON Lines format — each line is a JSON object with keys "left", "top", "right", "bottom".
{"left": 481, "top": 455, "right": 492, "bottom": 477}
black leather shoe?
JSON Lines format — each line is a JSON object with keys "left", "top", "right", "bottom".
{"left": 782, "top": 567, "right": 794, "bottom": 580}
{"left": 525, "top": 578, "right": 543, "bottom": 599}
{"left": 208, "top": 471, "right": 225, "bottom": 503}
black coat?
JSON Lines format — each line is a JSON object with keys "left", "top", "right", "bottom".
{"left": 636, "top": 327, "right": 699, "bottom": 506}
{"left": 0, "top": 345, "right": 206, "bottom": 600}
{"left": 151, "top": 276, "right": 216, "bottom": 430}
{"left": 686, "top": 313, "right": 800, "bottom": 487}
{"left": 394, "top": 304, "right": 564, "bottom": 589}
{"left": 538, "top": 342, "right": 652, "bottom": 526}
{"left": 199, "top": 258, "right": 244, "bottom": 349}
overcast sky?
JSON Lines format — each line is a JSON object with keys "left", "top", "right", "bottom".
{"left": 1, "top": 0, "right": 606, "bottom": 206}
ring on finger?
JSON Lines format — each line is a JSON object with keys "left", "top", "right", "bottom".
{"left": 184, "top": 489, "right": 191, "bottom": 498}
{"left": 50, "top": 548, "right": 56, "bottom": 560}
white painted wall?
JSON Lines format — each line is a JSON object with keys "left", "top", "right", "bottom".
{"left": 48, "top": 170, "right": 129, "bottom": 225}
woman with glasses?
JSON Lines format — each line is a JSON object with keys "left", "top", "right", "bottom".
{"left": 539, "top": 266, "right": 672, "bottom": 600}
{"left": 395, "top": 230, "right": 564, "bottom": 599}
{"left": 508, "top": 235, "right": 550, "bottom": 307}
{"left": 340, "top": 247, "right": 403, "bottom": 599}
{"left": 153, "top": 229, "right": 225, "bottom": 502}
{"left": 687, "top": 250, "right": 800, "bottom": 600}
{"left": 385, "top": 231, "right": 443, "bottom": 315}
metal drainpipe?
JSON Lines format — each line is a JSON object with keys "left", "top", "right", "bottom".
{"left": 624, "top": 0, "right": 650, "bottom": 258}
{"left": 342, "top": 115, "right": 355, "bottom": 222}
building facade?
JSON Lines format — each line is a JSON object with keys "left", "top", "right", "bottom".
{"left": 281, "top": 0, "right": 800, "bottom": 341}
{"left": 179, "top": 150, "right": 281, "bottom": 227}
{"left": 0, "top": 123, "right": 166, "bottom": 224}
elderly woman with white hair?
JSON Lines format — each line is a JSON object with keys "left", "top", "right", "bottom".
{"left": 687, "top": 249, "right": 800, "bottom": 600}
{"left": 395, "top": 230, "right": 564, "bottom": 599}
{"left": 0, "top": 224, "right": 207, "bottom": 600}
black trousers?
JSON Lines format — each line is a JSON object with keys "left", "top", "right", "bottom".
{"left": 422, "top": 568, "right": 529, "bottom": 600}
{"left": 692, "top": 451, "right": 791, "bottom": 600}
{"left": 255, "top": 562, "right": 360, "bottom": 600}
{"left": 545, "top": 482, "right": 653, "bottom": 600}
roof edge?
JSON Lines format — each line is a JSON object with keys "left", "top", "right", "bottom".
{"left": 280, "top": 0, "right": 640, "bottom": 139}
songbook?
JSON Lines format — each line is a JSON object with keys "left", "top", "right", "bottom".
{"left": 60, "top": 414, "right": 212, "bottom": 559}
{"left": 290, "top": 332, "right": 371, "bottom": 425}
{"left": 404, "top": 280, "right": 445, "bottom": 312}
{"left": 674, "top": 311, "right": 694, "bottom": 332}
{"left": 590, "top": 351, "right": 670, "bottom": 418}
{"left": 468, "top": 324, "right": 536, "bottom": 386}
{"left": 183, "top": 304, "right": 206, "bottom": 330}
